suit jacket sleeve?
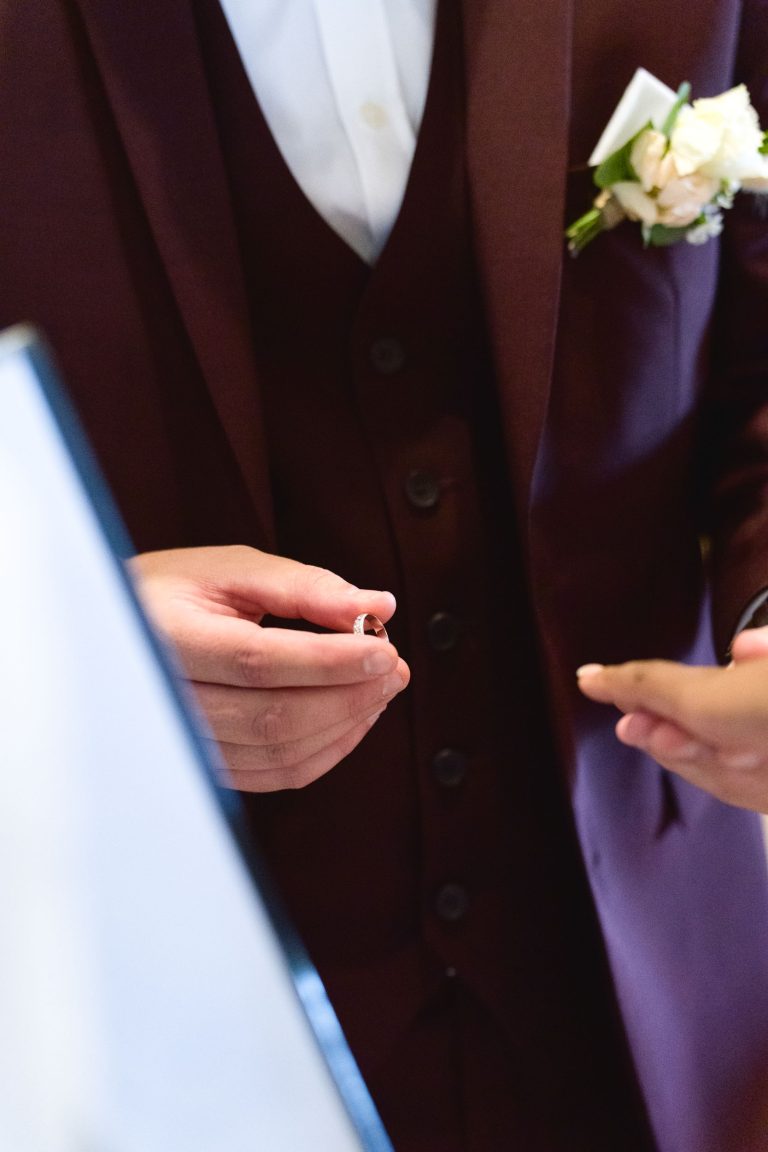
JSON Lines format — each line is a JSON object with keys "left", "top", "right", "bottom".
{"left": 703, "top": 0, "right": 768, "bottom": 657}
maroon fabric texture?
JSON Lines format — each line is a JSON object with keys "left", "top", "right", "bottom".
{"left": 189, "top": 1, "right": 654, "bottom": 1147}
{"left": 2, "top": 2, "right": 768, "bottom": 1151}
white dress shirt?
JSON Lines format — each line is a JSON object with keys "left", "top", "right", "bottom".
{"left": 217, "top": 0, "right": 437, "bottom": 264}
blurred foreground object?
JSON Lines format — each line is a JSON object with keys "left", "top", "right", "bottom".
{"left": 0, "top": 326, "right": 391, "bottom": 1152}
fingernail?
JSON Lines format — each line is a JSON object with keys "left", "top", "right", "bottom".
{"left": 576, "top": 664, "right": 604, "bottom": 678}
{"left": 382, "top": 671, "right": 406, "bottom": 697}
{"left": 363, "top": 649, "right": 396, "bottom": 676}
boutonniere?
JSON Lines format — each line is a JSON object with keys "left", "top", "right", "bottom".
{"left": 567, "top": 68, "right": 768, "bottom": 255}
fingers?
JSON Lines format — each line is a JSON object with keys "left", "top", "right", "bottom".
{"left": 210, "top": 713, "right": 383, "bottom": 792}
{"left": 262, "top": 557, "right": 398, "bottom": 632}
{"left": 192, "top": 659, "right": 410, "bottom": 744}
{"left": 578, "top": 657, "right": 768, "bottom": 748}
{"left": 617, "top": 709, "right": 766, "bottom": 771}
{"left": 130, "top": 545, "right": 410, "bottom": 793}
{"left": 138, "top": 545, "right": 398, "bottom": 631}
{"left": 191, "top": 657, "right": 408, "bottom": 791}
{"left": 171, "top": 611, "right": 404, "bottom": 688}
{"left": 579, "top": 660, "right": 768, "bottom": 811}
{"left": 616, "top": 710, "right": 713, "bottom": 763}
{"left": 612, "top": 709, "right": 768, "bottom": 811}
{"left": 731, "top": 624, "right": 768, "bottom": 663}
{"left": 576, "top": 659, "right": 716, "bottom": 725}
{"left": 131, "top": 544, "right": 403, "bottom": 688}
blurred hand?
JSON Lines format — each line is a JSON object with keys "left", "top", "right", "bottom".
{"left": 129, "top": 546, "right": 409, "bottom": 792}
{"left": 731, "top": 623, "right": 768, "bottom": 662}
{"left": 577, "top": 651, "right": 768, "bottom": 812}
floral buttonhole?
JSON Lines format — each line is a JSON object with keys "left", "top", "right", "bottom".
{"left": 566, "top": 67, "right": 768, "bottom": 255}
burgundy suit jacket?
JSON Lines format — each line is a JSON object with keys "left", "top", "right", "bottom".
{"left": 3, "top": 3, "right": 768, "bottom": 1149}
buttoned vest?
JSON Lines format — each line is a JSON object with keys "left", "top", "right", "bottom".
{"left": 191, "top": 3, "right": 655, "bottom": 1149}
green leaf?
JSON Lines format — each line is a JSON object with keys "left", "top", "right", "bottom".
{"left": 594, "top": 123, "right": 652, "bottom": 189}
{"left": 760, "top": 131, "right": 768, "bottom": 156}
{"left": 645, "top": 222, "right": 695, "bottom": 247}
{"left": 661, "top": 81, "right": 692, "bottom": 138}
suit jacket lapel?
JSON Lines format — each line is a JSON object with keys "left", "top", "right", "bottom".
{"left": 74, "top": 0, "right": 274, "bottom": 542}
{"left": 461, "top": 0, "right": 573, "bottom": 521}
{"left": 73, "top": 0, "right": 571, "bottom": 547}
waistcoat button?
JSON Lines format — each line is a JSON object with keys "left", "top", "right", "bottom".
{"left": 434, "top": 883, "right": 470, "bottom": 924}
{"left": 405, "top": 470, "right": 441, "bottom": 510}
{"left": 370, "top": 336, "right": 406, "bottom": 375}
{"left": 432, "top": 748, "right": 469, "bottom": 788}
{"left": 427, "top": 611, "right": 460, "bottom": 652}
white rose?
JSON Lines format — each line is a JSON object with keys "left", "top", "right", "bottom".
{"left": 669, "top": 104, "right": 722, "bottom": 175}
{"left": 611, "top": 181, "right": 660, "bottom": 226}
{"left": 670, "top": 85, "right": 764, "bottom": 182}
{"left": 657, "top": 172, "right": 720, "bottom": 226}
{"left": 740, "top": 153, "right": 768, "bottom": 192}
{"left": 630, "top": 129, "right": 679, "bottom": 191}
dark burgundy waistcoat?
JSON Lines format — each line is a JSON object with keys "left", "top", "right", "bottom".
{"left": 191, "top": 3, "right": 654, "bottom": 1149}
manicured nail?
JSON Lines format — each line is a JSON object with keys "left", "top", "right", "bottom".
{"left": 576, "top": 663, "right": 604, "bottom": 678}
{"left": 363, "top": 649, "right": 396, "bottom": 676}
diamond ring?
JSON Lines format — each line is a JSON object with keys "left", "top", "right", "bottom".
{"left": 353, "top": 613, "right": 389, "bottom": 641}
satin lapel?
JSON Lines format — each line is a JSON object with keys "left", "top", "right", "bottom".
{"left": 461, "top": 0, "right": 573, "bottom": 520}
{"left": 74, "top": 0, "right": 274, "bottom": 541}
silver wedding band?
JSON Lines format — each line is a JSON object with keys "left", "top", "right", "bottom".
{"left": 353, "top": 613, "right": 389, "bottom": 641}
